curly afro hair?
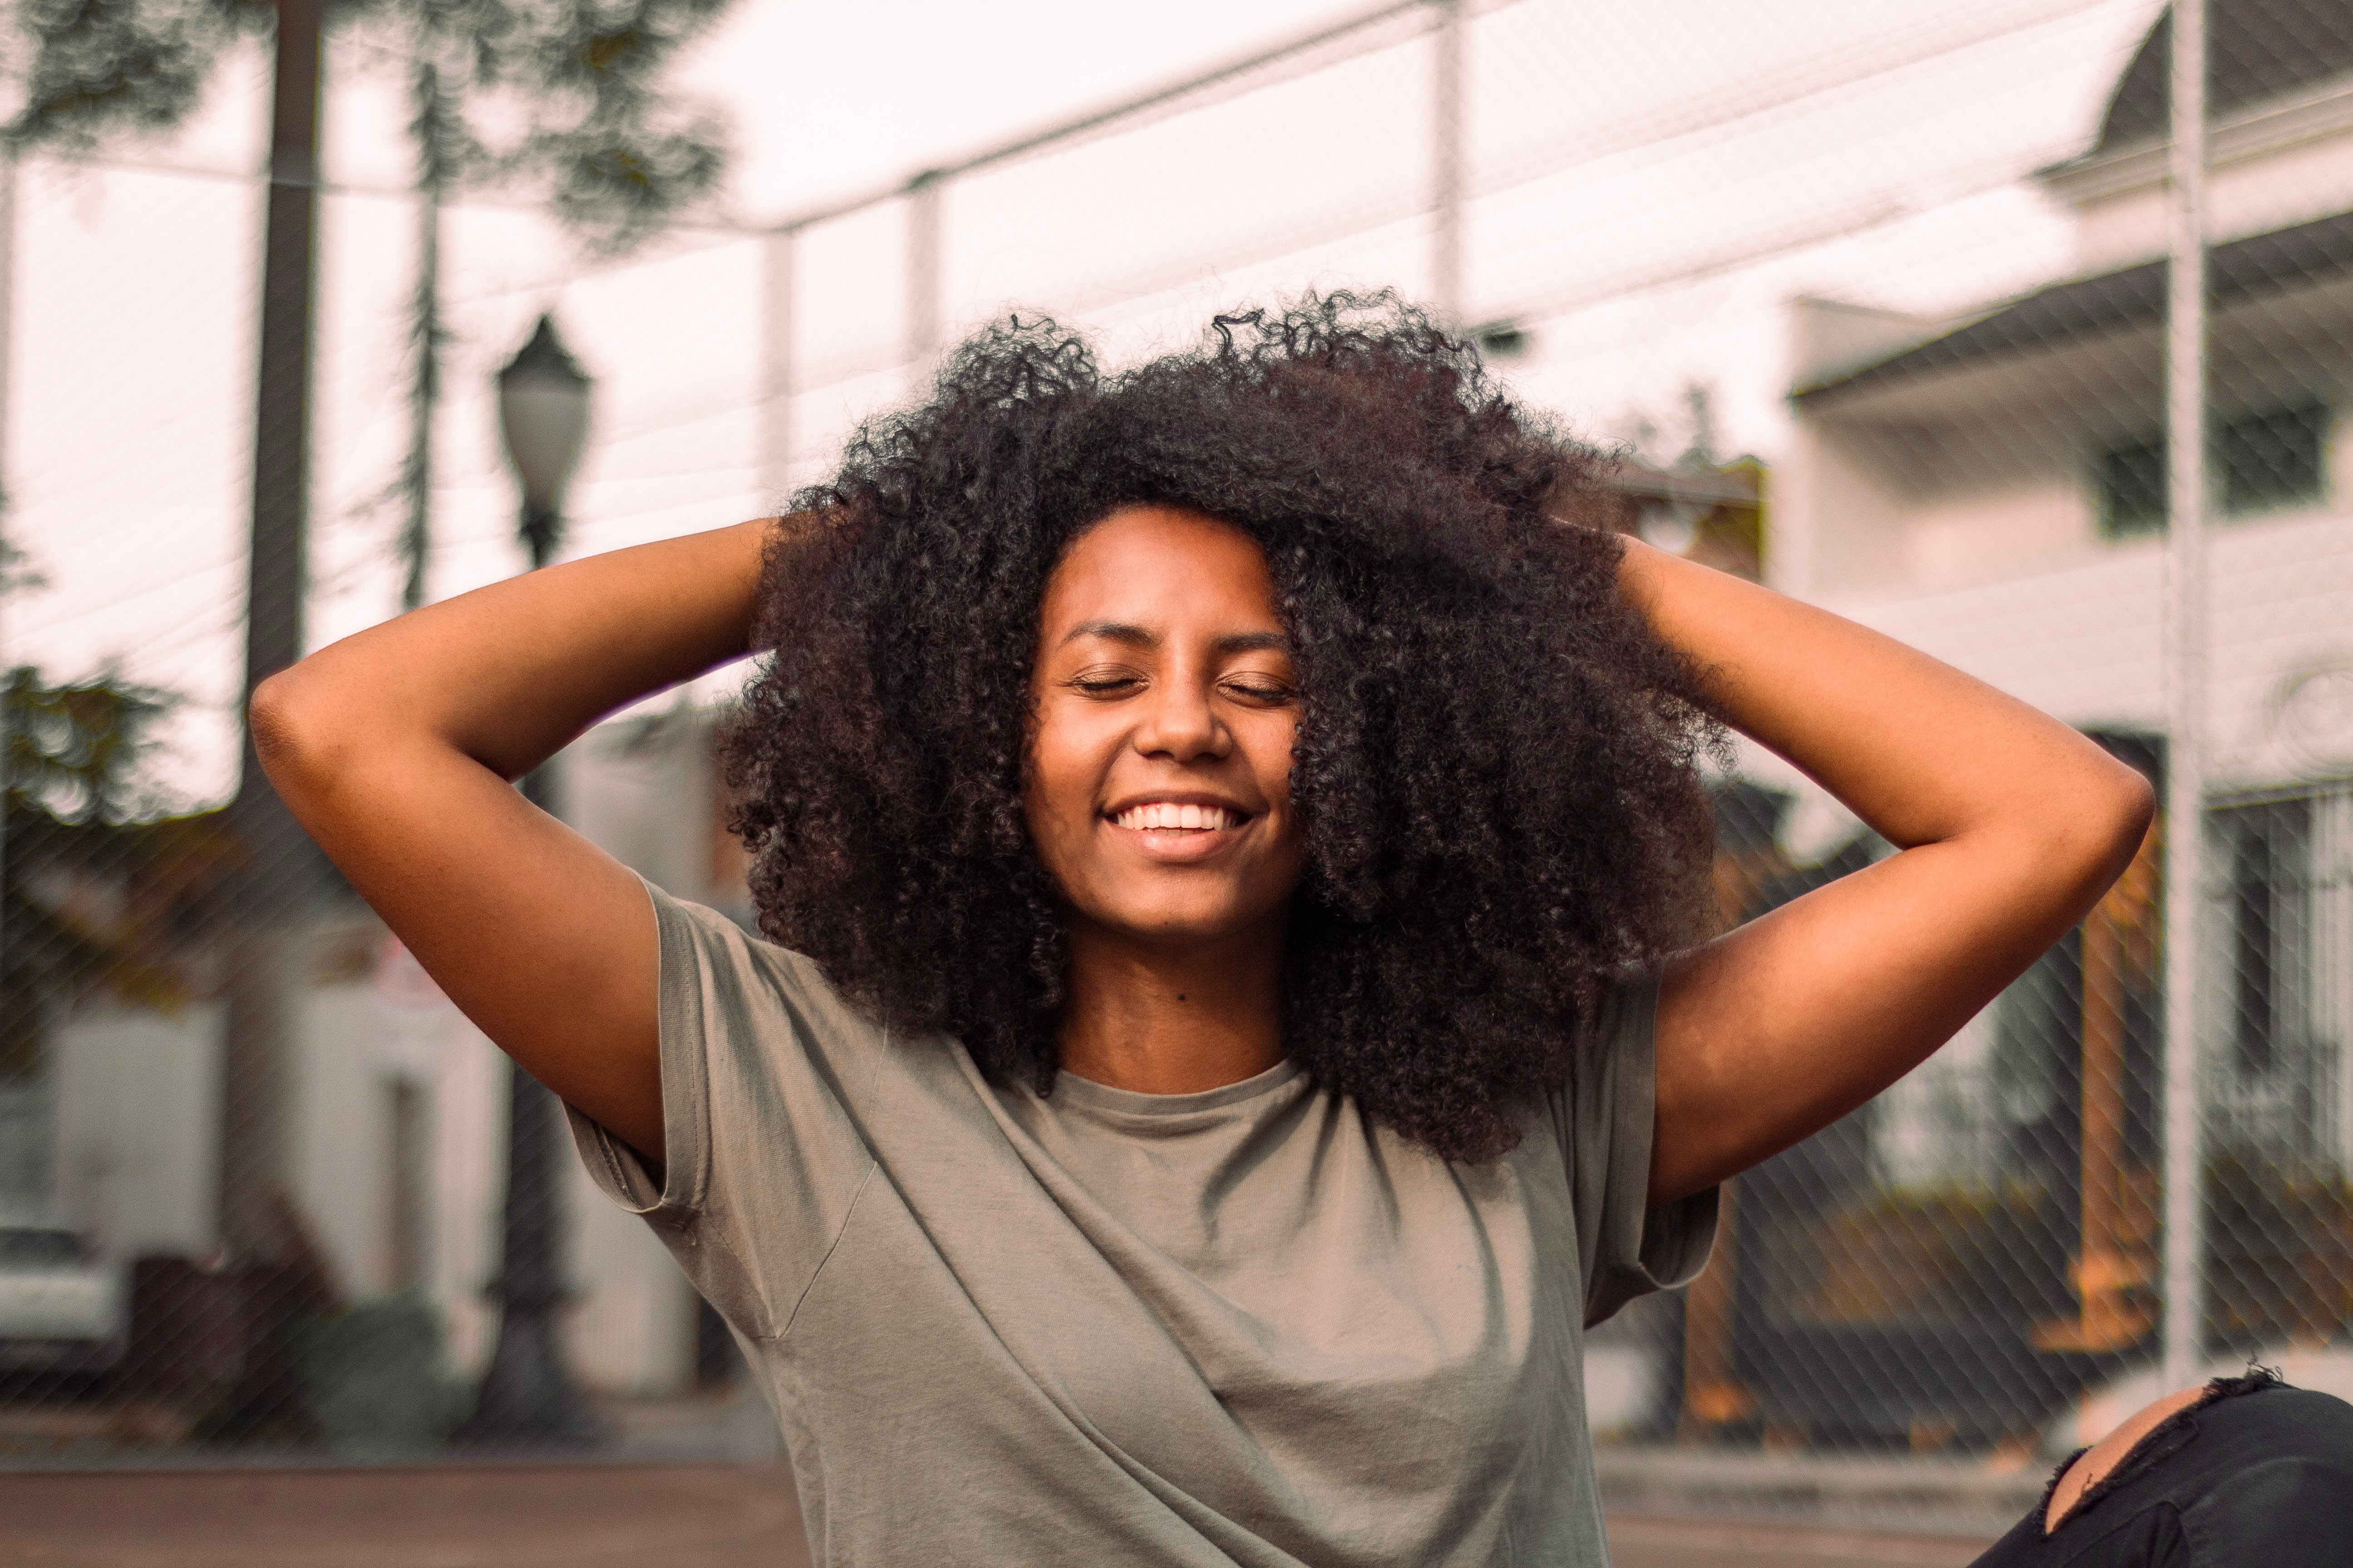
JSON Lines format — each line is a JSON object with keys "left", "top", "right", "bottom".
{"left": 720, "top": 293, "right": 1719, "bottom": 1162}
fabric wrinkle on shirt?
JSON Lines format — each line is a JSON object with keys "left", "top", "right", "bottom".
{"left": 568, "top": 878, "right": 1718, "bottom": 1567}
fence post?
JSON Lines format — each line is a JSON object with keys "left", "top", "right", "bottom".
{"left": 760, "top": 227, "right": 796, "bottom": 502}
{"left": 1429, "top": 0, "right": 1464, "bottom": 326}
{"left": 2161, "top": 0, "right": 2209, "bottom": 1392}
{"left": 906, "top": 171, "right": 944, "bottom": 394}
{"left": 0, "top": 148, "right": 16, "bottom": 1003}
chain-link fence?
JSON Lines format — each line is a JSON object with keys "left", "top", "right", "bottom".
{"left": 4, "top": 0, "right": 2352, "bottom": 1521}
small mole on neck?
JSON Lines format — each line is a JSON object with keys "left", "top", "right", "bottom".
{"left": 1176, "top": 994, "right": 1187, "bottom": 1002}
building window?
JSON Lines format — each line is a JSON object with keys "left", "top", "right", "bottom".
{"left": 382, "top": 1077, "right": 429, "bottom": 1293}
{"left": 2095, "top": 404, "right": 2330, "bottom": 538}
{"left": 2099, "top": 441, "right": 2168, "bottom": 537}
{"left": 2201, "top": 789, "right": 2353, "bottom": 1170}
{"left": 2228, "top": 805, "right": 2283, "bottom": 1078}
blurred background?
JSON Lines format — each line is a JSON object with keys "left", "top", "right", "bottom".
{"left": 2, "top": 0, "right": 2351, "bottom": 1560}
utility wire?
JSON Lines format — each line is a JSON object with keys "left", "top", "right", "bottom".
{"left": 11, "top": 0, "right": 2127, "bottom": 641}
{"left": 567, "top": 0, "right": 2136, "bottom": 430}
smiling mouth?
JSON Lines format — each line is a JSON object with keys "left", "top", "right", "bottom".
{"left": 1110, "top": 802, "right": 1246, "bottom": 832}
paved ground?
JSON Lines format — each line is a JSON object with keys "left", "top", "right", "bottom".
{"left": 0, "top": 1465, "right": 2001, "bottom": 1567}
{"left": 1609, "top": 1514, "right": 1997, "bottom": 1568}
{"left": 0, "top": 1464, "right": 811, "bottom": 1568}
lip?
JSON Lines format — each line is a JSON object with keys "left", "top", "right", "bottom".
{"left": 1101, "top": 790, "right": 1258, "bottom": 864}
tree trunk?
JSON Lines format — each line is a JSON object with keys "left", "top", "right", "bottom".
{"left": 400, "top": 54, "right": 448, "bottom": 613}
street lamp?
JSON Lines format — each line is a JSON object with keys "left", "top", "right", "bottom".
{"left": 496, "top": 314, "right": 593, "bottom": 572}
{"left": 455, "top": 313, "right": 601, "bottom": 1446}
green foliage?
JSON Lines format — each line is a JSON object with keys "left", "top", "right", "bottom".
{"left": 493, "top": 0, "right": 732, "bottom": 249}
{"left": 4, "top": 0, "right": 256, "bottom": 150}
{"left": 0, "top": 667, "right": 236, "bottom": 1075}
{"left": 399, "top": 0, "right": 735, "bottom": 250}
{"left": 5, "top": 0, "right": 734, "bottom": 247}
{"left": 5, "top": 663, "right": 177, "bottom": 825}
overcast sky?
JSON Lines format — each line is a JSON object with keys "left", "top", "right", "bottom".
{"left": 5, "top": 0, "right": 2161, "bottom": 806}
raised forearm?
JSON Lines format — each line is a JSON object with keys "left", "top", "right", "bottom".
{"left": 1623, "top": 536, "right": 2155, "bottom": 1202}
{"left": 257, "top": 517, "right": 774, "bottom": 782}
{"left": 1614, "top": 536, "right": 2144, "bottom": 854}
{"left": 241, "top": 518, "right": 779, "bottom": 1164}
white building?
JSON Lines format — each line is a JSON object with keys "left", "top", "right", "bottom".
{"left": 40, "top": 701, "right": 735, "bottom": 1397}
{"left": 1779, "top": 0, "right": 2353, "bottom": 1193}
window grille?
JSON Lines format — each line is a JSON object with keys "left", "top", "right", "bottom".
{"left": 2096, "top": 404, "right": 2330, "bottom": 538}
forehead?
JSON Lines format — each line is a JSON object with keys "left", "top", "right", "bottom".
{"left": 1039, "top": 505, "right": 1280, "bottom": 633}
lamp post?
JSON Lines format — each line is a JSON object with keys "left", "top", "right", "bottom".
{"left": 455, "top": 313, "right": 601, "bottom": 1445}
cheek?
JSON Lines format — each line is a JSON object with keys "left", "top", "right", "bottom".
{"left": 1022, "top": 710, "right": 1102, "bottom": 847}
{"left": 1254, "top": 717, "right": 1301, "bottom": 821}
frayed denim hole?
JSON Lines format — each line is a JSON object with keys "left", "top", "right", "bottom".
{"left": 2043, "top": 1364, "right": 2287, "bottom": 1538}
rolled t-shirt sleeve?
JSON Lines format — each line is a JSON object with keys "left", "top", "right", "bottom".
{"left": 564, "top": 877, "right": 878, "bottom": 1341}
{"left": 1556, "top": 975, "right": 1719, "bottom": 1328}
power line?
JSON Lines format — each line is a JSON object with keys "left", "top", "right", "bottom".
{"left": 1473, "top": 0, "right": 2128, "bottom": 197}
{"left": 758, "top": 0, "right": 1476, "bottom": 237}
{"left": 564, "top": 0, "right": 2133, "bottom": 439}
{"left": 1483, "top": 153, "right": 2055, "bottom": 335}
{"left": 10, "top": 0, "right": 2130, "bottom": 654}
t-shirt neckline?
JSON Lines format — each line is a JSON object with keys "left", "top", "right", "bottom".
{"left": 1050, "top": 1056, "right": 1305, "bottom": 1116}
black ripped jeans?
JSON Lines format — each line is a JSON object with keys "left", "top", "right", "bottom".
{"left": 1971, "top": 1370, "right": 2353, "bottom": 1566}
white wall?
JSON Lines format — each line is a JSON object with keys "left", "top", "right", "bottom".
{"left": 35, "top": 701, "right": 729, "bottom": 1401}
{"left": 550, "top": 706, "right": 727, "bottom": 1395}
{"left": 1902, "top": 482, "right": 2094, "bottom": 595}
{"left": 1765, "top": 417, "right": 1910, "bottom": 602}
{"left": 567, "top": 702, "right": 722, "bottom": 906}
{"left": 50, "top": 1001, "right": 225, "bottom": 1260}
{"left": 2073, "top": 105, "right": 2353, "bottom": 272}
{"left": 1805, "top": 505, "right": 2353, "bottom": 787}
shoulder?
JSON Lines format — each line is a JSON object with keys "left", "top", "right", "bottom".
{"left": 643, "top": 880, "right": 889, "bottom": 1060}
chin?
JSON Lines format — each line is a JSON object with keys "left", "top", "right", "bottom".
{"left": 1101, "top": 900, "right": 1279, "bottom": 947}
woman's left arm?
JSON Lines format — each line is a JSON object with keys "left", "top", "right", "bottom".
{"left": 1624, "top": 538, "right": 2155, "bottom": 1206}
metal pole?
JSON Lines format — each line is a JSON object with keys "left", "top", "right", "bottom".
{"left": 221, "top": 0, "right": 328, "bottom": 1265}
{"left": 460, "top": 323, "right": 601, "bottom": 1447}
{"left": 905, "top": 171, "right": 943, "bottom": 395}
{"left": 454, "top": 687, "right": 602, "bottom": 1445}
{"left": 759, "top": 228, "right": 795, "bottom": 501}
{"left": 1430, "top": 0, "right": 1464, "bottom": 326}
{"left": 0, "top": 148, "right": 17, "bottom": 1000}
{"left": 2161, "top": 0, "right": 2209, "bottom": 1391}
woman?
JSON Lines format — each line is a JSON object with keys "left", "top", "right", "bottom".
{"left": 256, "top": 299, "right": 2347, "bottom": 1563}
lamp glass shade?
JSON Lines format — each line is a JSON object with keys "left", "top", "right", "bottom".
{"left": 499, "top": 382, "right": 591, "bottom": 514}
{"left": 496, "top": 316, "right": 593, "bottom": 516}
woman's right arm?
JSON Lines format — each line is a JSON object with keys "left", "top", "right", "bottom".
{"left": 249, "top": 518, "right": 777, "bottom": 1165}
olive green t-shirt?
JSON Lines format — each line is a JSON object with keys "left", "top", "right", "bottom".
{"left": 567, "top": 881, "right": 1716, "bottom": 1566}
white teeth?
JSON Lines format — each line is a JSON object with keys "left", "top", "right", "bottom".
{"left": 1115, "top": 803, "right": 1236, "bottom": 831}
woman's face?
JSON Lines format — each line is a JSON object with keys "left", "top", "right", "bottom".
{"left": 1026, "top": 504, "right": 1307, "bottom": 947}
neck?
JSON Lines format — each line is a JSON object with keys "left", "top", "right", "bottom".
{"left": 1056, "top": 916, "right": 1287, "bottom": 1094}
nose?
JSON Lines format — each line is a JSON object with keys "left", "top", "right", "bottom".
{"left": 1132, "top": 672, "right": 1230, "bottom": 764}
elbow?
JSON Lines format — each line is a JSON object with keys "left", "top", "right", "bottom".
{"left": 247, "top": 666, "right": 339, "bottom": 803}
{"left": 2072, "top": 750, "right": 2157, "bottom": 886}
{"left": 2117, "top": 764, "right": 2158, "bottom": 840}
{"left": 2099, "top": 754, "right": 2158, "bottom": 853}
{"left": 2002, "top": 743, "right": 2156, "bottom": 898}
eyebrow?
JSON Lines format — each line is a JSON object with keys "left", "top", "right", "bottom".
{"left": 1061, "top": 620, "right": 1290, "bottom": 654}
